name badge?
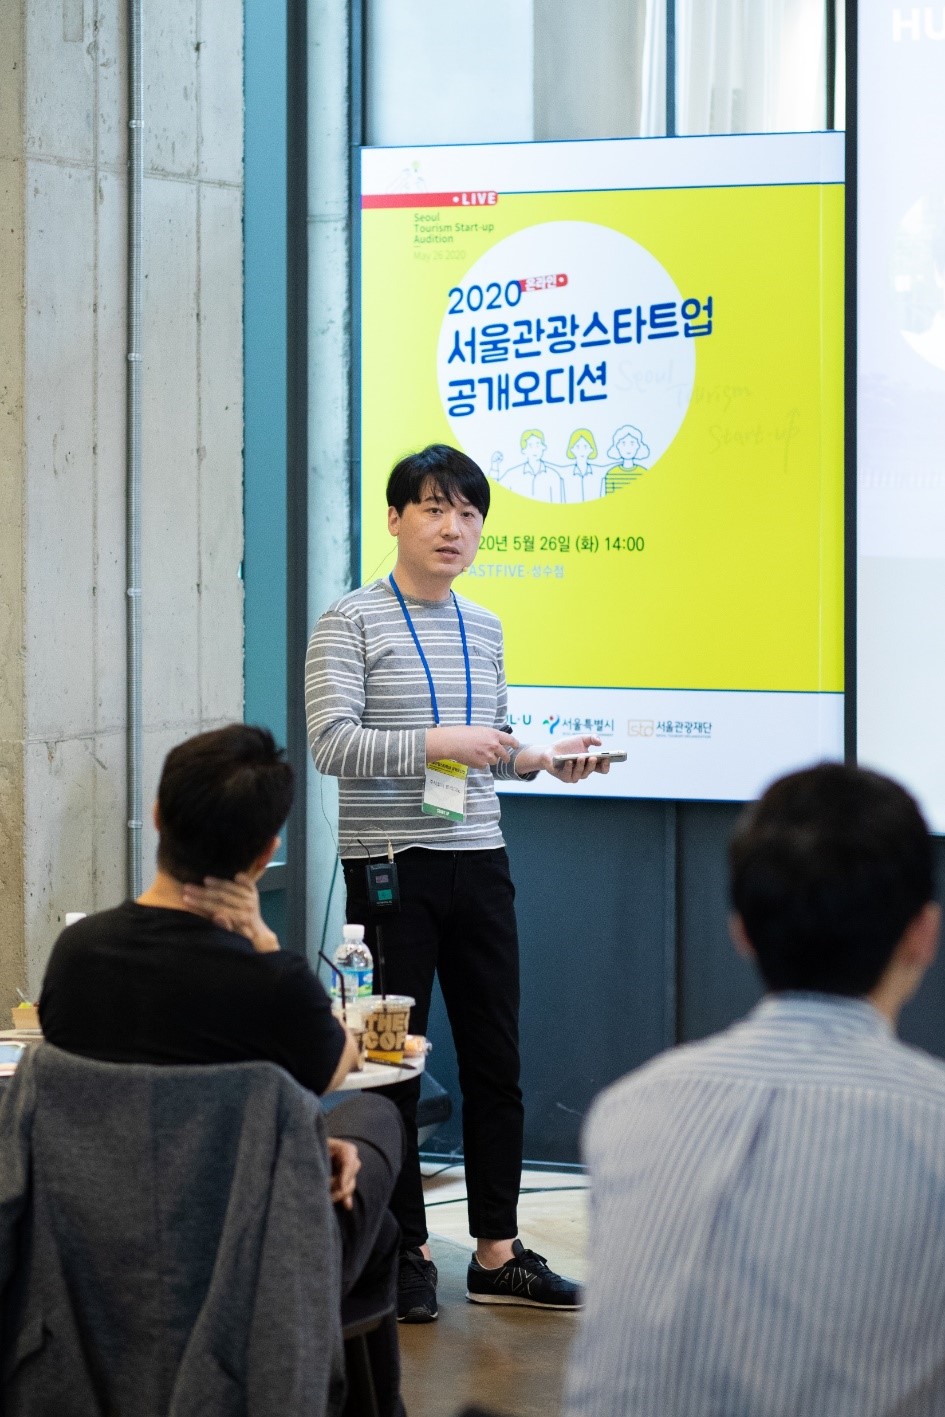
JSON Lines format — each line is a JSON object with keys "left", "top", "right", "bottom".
{"left": 422, "top": 759, "right": 468, "bottom": 822}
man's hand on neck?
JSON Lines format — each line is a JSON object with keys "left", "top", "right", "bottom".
{"left": 138, "top": 870, "right": 280, "bottom": 954}
{"left": 181, "top": 873, "right": 280, "bottom": 954}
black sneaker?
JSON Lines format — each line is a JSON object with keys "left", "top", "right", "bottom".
{"left": 465, "top": 1239, "right": 582, "bottom": 1310}
{"left": 397, "top": 1247, "right": 438, "bottom": 1323}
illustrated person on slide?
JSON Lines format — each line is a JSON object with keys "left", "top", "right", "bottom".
{"left": 602, "top": 423, "right": 650, "bottom": 494}
{"left": 497, "top": 428, "right": 566, "bottom": 503}
{"left": 305, "top": 443, "right": 610, "bottom": 1322}
{"left": 562, "top": 428, "right": 605, "bottom": 503}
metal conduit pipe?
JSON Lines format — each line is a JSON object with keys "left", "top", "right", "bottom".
{"left": 126, "top": 0, "right": 144, "bottom": 895}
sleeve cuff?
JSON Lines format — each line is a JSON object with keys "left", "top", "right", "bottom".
{"left": 506, "top": 745, "right": 539, "bottom": 782}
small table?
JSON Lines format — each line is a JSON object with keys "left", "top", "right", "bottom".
{"left": 0, "top": 1035, "right": 33, "bottom": 1080}
{"left": 336, "top": 1054, "right": 426, "bottom": 1091}
{"left": 0, "top": 1032, "right": 426, "bottom": 1090}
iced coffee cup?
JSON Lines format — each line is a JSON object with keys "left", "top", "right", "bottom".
{"left": 332, "top": 999, "right": 366, "bottom": 1068}
{"left": 361, "top": 995, "right": 414, "bottom": 1064}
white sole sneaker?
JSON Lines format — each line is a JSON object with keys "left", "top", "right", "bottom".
{"left": 465, "top": 1289, "right": 581, "bottom": 1309}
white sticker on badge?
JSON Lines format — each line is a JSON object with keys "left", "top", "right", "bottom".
{"left": 422, "top": 759, "right": 469, "bottom": 822}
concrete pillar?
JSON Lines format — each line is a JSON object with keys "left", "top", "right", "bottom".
{"left": 0, "top": 0, "right": 244, "bottom": 1002}
{"left": 0, "top": 0, "right": 27, "bottom": 1005}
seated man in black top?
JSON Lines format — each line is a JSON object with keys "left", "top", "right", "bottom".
{"left": 40, "top": 724, "right": 405, "bottom": 1417}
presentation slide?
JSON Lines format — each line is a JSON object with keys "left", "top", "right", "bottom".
{"left": 360, "top": 133, "right": 844, "bottom": 801}
{"left": 857, "top": 7, "right": 945, "bottom": 832}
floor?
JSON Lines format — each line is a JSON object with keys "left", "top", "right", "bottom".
{"left": 399, "top": 1164, "right": 589, "bottom": 1417}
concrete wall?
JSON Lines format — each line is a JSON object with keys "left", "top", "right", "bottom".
{"left": 0, "top": 0, "right": 28, "bottom": 1007}
{"left": 0, "top": 0, "right": 244, "bottom": 1001}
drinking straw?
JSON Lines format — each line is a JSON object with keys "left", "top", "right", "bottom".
{"left": 375, "top": 924, "right": 386, "bottom": 999}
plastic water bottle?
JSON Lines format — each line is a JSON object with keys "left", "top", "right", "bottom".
{"left": 331, "top": 924, "right": 373, "bottom": 1010}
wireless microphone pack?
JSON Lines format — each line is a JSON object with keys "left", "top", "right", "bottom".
{"left": 366, "top": 859, "right": 401, "bottom": 913}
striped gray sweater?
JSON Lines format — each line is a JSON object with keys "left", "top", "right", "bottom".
{"left": 305, "top": 578, "right": 522, "bottom": 857}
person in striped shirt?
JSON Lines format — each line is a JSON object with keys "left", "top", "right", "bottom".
{"left": 306, "top": 443, "right": 610, "bottom": 1323}
{"left": 566, "top": 762, "right": 945, "bottom": 1417}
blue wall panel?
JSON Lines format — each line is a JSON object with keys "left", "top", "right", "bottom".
{"left": 677, "top": 800, "right": 760, "bottom": 1043}
{"left": 244, "top": 0, "right": 293, "bottom": 931}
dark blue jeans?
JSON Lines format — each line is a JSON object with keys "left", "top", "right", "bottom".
{"left": 343, "top": 847, "right": 525, "bottom": 1250}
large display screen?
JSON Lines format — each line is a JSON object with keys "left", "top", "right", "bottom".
{"left": 857, "top": 6, "right": 945, "bottom": 832}
{"left": 360, "top": 133, "right": 844, "bottom": 800}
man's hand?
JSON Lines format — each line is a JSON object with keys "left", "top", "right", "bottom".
{"left": 327, "top": 1137, "right": 361, "bottom": 1210}
{"left": 425, "top": 725, "right": 520, "bottom": 769}
{"left": 513, "top": 735, "right": 612, "bottom": 782}
{"left": 181, "top": 873, "right": 280, "bottom": 954}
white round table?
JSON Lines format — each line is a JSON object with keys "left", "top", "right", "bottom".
{"left": 335, "top": 1053, "right": 426, "bottom": 1091}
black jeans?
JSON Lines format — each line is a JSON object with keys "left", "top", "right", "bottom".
{"left": 343, "top": 847, "right": 525, "bottom": 1250}
{"left": 326, "top": 1093, "right": 405, "bottom": 1417}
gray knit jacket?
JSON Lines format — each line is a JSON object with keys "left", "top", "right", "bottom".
{"left": 0, "top": 1044, "right": 345, "bottom": 1417}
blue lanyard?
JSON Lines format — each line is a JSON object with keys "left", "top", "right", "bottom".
{"left": 388, "top": 574, "right": 472, "bottom": 727}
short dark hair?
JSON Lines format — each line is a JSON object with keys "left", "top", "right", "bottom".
{"left": 386, "top": 444, "right": 490, "bottom": 519}
{"left": 156, "top": 724, "right": 294, "bottom": 883}
{"left": 729, "top": 763, "right": 934, "bottom": 996}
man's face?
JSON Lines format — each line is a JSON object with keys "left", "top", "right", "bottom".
{"left": 525, "top": 435, "right": 545, "bottom": 460}
{"left": 388, "top": 479, "right": 484, "bottom": 590}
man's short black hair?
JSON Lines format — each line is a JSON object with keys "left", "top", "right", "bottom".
{"left": 386, "top": 444, "right": 490, "bottom": 519}
{"left": 156, "top": 724, "right": 294, "bottom": 884}
{"left": 729, "top": 762, "right": 934, "bottom": 996}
